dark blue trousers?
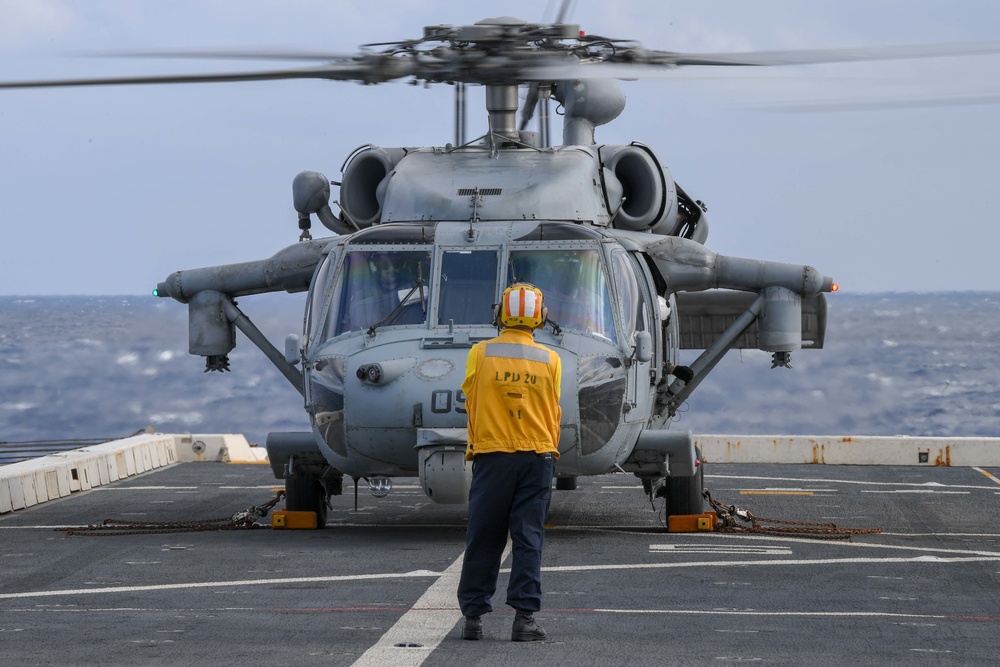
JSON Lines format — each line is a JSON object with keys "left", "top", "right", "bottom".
{"left": 457, "top": 451, "right": 554, "bottom": 617}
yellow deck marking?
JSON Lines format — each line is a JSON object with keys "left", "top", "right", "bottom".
{"left": 973, "top": 467, "right": 1000, "bottom": 486}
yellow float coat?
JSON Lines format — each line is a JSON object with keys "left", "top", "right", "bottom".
{"left": 461, "top": 328, "right": 562, "bottom": 460}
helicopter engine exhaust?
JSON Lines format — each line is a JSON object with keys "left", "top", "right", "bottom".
{"left": 602, "top": 144, "right": 677, "bottom": 235}
{"left": 339, "top": 146, "right": 405, "bottom": 230}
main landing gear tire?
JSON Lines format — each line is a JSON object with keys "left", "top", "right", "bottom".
{"left": 285, "top": 475, "right": 328, "bottom": 528}
{"left": 555, "top": 476, "right": 578, "bottom": 491}
{"left": 664, "top": 448, "right": 704, "bottom": 517}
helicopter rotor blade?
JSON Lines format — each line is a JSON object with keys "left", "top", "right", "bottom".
{"left": 523, "top": 39, "right": 1000, "bottom": 80}
{"left": 104, "top": 38, "right": 1000, "bottom": 74}
{"left": 3, "top": 29, "right": 1000, "bottom": 92}
{"left": 0, "top": 59, "right": 415, "bottom": 90}
{"left": 94, "top": 48, "right": 363, "bottom": 62}
{"left": 649, "top": 40, "right": 1000, "bottom": 67}
{"left": 758, "top": 89, "right": 1000, "bottom": 113}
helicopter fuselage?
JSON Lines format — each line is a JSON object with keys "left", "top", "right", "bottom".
{"left": 303, "top": 218, "right": 666, "bottom": 499}
{"left": 157, "top": 137, "right": 830, "bottom": 519}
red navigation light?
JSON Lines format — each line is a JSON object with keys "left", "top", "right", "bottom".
{"left": 831, "top": 283, "right": 840, "bottom": 292}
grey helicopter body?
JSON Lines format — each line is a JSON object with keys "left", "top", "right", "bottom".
{"left": 26, "top": 14, "right": 995, "bottom": 525}
{"left": 141, "top": 19, "right": 836, "bottom": 524}
{"left": 156, "top": 129, "right": 829, "bottom": 521}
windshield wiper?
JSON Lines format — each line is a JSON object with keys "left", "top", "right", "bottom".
{"left": 366, "top": 279, "right": 425, "bottom": 336}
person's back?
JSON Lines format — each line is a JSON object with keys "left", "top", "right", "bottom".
{"left": 462, "top": 326, "right": 561, "bottom": 458}
{"left": 457, "top": 283, "right": 561, "bottom": 642}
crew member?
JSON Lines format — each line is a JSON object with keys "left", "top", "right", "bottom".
{"left": 457, "top": 283, "right": 562, "bottom": 642}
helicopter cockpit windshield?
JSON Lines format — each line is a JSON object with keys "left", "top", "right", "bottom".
{"left": 329, "top": 249, "right": 432, "bottom": 336}
{"left": 314, "top": 223, "right": 620, "bottom": 346}
{"left": 509, "top": 249, "right": 617, "bottom": 343}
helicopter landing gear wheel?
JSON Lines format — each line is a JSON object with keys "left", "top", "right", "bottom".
{"left": 555, "top": 476, "right": 578, "bottom": 491}
{"left": 285, "top": 475, "right": 328, "bottom": 529}
{"left": 664, "top": 448, "right": 704, "bottom": 517}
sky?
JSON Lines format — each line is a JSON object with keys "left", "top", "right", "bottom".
{"left": 1, "top": 0, "right": 999, "bottom": 295}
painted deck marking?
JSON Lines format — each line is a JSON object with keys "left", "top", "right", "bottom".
{"left": 861, "top": 490, "right": 970, "bottom": 495}
{"left": 350, "top": 542, "right": 511, "bottom": 667}
{"left": 541, "top": 555, "right": 1000, "bottom": 575}
{"left": 974, "top": 467, "right": 1000, "bottom": 486}
{"left": 595, "top": 608, "right": 996, "bottom": 622}
{"left": 740, "top": 490, "right": 814, "bottom": 496}
{"left": 650, "top": 544, "right": 793, "bottom": 556}
{"left": 710, "top": 473, "right": 998, "bottom": 491}
{"left": 348, "top": 554, "right": 464, "bottom": 667}
{"left": 0, "top": 570, "right": 442, "bottom": 600}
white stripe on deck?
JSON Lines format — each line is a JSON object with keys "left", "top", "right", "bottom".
{"left": 350, "top": 541, "right": 511, "bottom": 667}
{"left": 0, "top": 570, "right": 441, "bottom": 600}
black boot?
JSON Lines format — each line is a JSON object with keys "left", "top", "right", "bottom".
{"left": 511, "top": 611, "right": 546, "bottom": 642}
{"left": 462, "top": 615, "right": 483, "bottom": 640}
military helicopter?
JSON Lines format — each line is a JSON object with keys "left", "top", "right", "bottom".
{"left": 4, "top": 11, "right": 998, "bottom": 528}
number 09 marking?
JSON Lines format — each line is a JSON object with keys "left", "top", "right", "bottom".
{"left": 430, "top": 389, "right": 466, "bottom": 414}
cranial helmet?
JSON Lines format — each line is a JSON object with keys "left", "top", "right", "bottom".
{"left": 495, "top": 283, "right": 547, "bottom": 329}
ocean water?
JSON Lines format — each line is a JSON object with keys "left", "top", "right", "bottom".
{"left": 1, "top": 292, "right": 998, "bottom": 462}
{"left": 675, "top": 292, "right": 1000, "bottom": 437}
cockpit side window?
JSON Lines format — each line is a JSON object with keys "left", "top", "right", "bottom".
{"left": 610, "top": 250, "right": 648, "bottom": 343}
{"left": 507, "top": 248, "right": 617, "bottom": 343}
{"left": 326, "top": 249, "right": 432, "bottom": 337}
{"left": 307, "top": 251, "right": 336, "bottom": 342}
{"left": 438, "top": 250, "right": 498, "bottom": 325}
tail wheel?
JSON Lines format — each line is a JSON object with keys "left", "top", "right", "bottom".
{"left": 285, "top": 475, "right": 329, "bottom": 528}
{"left": 664, "top": 448, "right": 704, "bottom": 517}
